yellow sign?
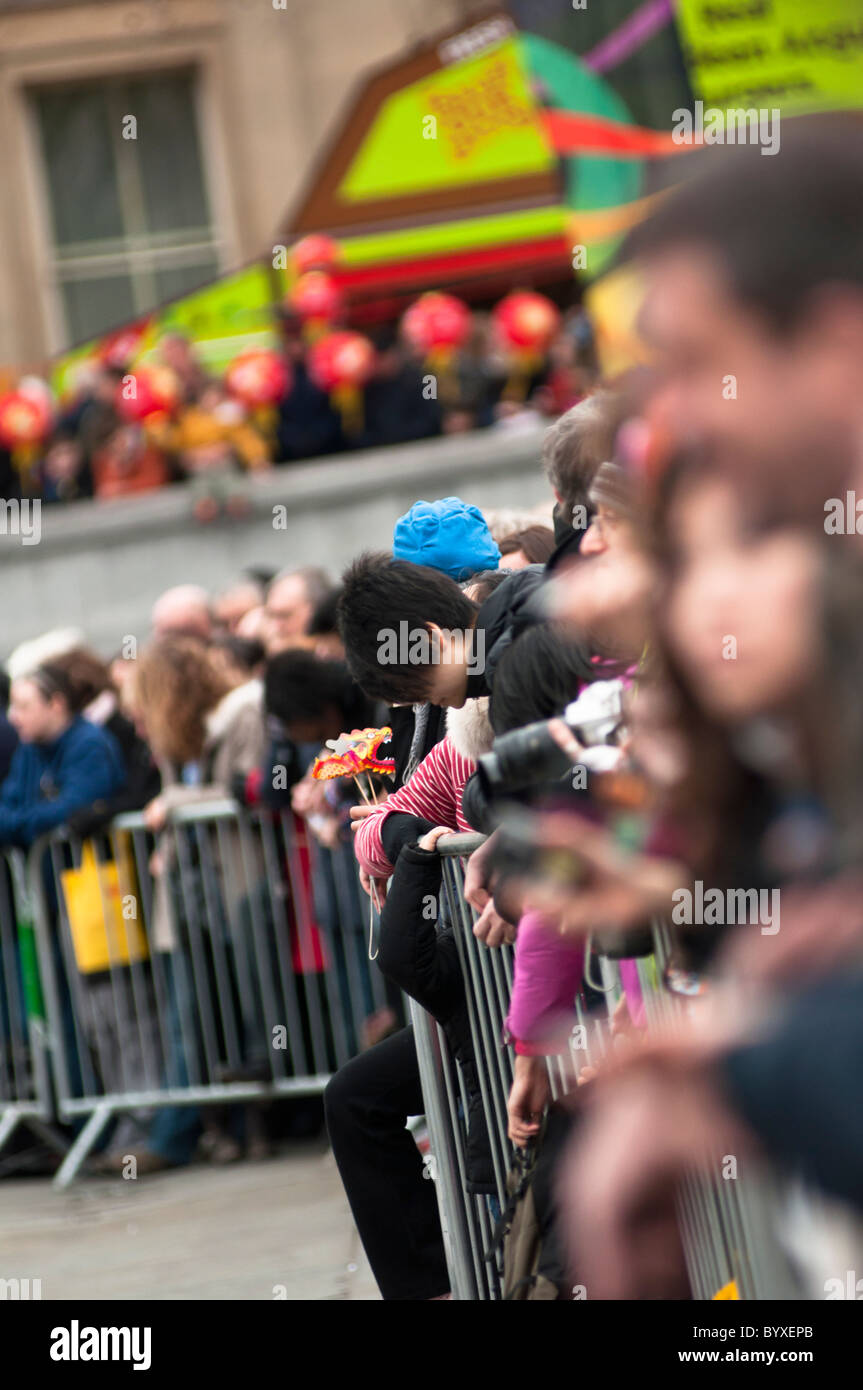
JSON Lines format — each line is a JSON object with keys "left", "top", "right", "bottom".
{"left": 338, "top": 37, "right": 553, "bottom": 202}
{"left": 583, "top": 263, "right": 650, "bottom": 381}
{"left": 676, "top": 0, "right": 863, "bottom": 112}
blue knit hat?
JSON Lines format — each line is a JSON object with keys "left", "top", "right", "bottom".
{"left": 393, "top": 497, "right": 501, "bottom": 582}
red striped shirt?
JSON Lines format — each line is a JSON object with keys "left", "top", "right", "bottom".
{"left": 354, "top": 737, "right": 475, "bottom": 878}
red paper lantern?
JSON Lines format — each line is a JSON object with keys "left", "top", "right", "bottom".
{"left": 288, "top": 271, "right": 344, "bottom": 333}
{"left": 115, "top": 364, "right": 180, "bottom": 423}
{"left": 225, "top": 349, "right": 290, "bottom": 408}
{"left": 402, "top": 292, "right": 471, "bottom": 359}
{"left": 99, "top": 319, "right": 150, "bottom": 370}
{"left": 308, "top": 331, "right": 374, "bottom": 393}
{"left": 308, "top": 331, "right": 375, "bottom": 435}
{"left": 290, "top": 235, "right": 340, "bottom": 277}
{"left": 493, "top": 291, "right": 561, "bottom": 353}
{"left": 0, "top": 391, "right": 52, "bottom": 448}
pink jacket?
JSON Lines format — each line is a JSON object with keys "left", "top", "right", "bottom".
{"left": 505, "top": 911, "right": 646, "bottom": 1055}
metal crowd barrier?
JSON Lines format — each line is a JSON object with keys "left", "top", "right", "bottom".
{"left": 16, "top": 800, "right": 389, "bottom": 1187}
{"left": 410, "top": 832, "right": 512, "bottom": 1300}
{"left": 0, "top": 846, "right": 61, "bottom": 1168}
{"left": 412, "top": 835, "right": 805, "bottom": 1301}
{"left": 637, "top": 923, "right": 802, "bottom": 1301}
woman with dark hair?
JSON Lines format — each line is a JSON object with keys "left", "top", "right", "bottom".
{"left": 499, "top": 523, "right": 556, "bottom": 570}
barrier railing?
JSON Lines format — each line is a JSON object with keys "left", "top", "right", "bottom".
{"left": 636, "top": 924, "right": 802, "bottom": 1301}
{"left": 0, "top": 846, "right": 61, "bottom": 1167}
{"left": 0, "top": 796, "right": 815, "bottom": 1295}
{"left": 411, "top": 833, "right": 511, "bottom": 1300}
{"left": 22, "top": 800, "right": 390, "bottom": 1186}
{"left": 414, "top": 835, "right": 805, "bottom": 1301}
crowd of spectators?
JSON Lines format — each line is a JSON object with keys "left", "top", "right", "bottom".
{"left": 3, "top": 114, "right": 863, "bottom": 1303}
{"left": 4, "top": 301, "right": 597, "bottom": 516}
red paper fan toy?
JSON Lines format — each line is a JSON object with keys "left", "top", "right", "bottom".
{"left": 312, "top": 727, "right": 394, "bottom": 799}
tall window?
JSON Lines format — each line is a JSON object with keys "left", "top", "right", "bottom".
{"left": 31, "top": 69, "right": 221, "bottom": 347}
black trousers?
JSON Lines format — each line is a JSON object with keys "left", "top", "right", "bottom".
{"left": 324, "top": 1024, "right": 449, "bottom": 1300}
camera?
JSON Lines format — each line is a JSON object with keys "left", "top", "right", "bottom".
{"left": 488, "top": 802, "right": 655, "bottom": 960}
{"left": 477, "top": 680, "right": 625, "bottom": 799}
{"left": 489, "top": 806, "right": 586, "bottom": 891}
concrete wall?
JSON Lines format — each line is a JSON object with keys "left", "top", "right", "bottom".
{"left": 0, "top": 425, "right": 552, "bottom": 657}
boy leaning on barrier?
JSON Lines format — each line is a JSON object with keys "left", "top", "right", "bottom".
{"left": 326, "top": 683, "right": 498, "bottom": 1299}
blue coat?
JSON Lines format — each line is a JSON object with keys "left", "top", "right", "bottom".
{"left": 0, "top": 716, "right": 126, "bottom": 848}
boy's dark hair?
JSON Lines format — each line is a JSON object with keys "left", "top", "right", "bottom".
{"left": 337, "top": 551, "right": 477, "bottom": 704}
{"left": 264, "top": 649, "right": 374, "bottom": 730}
{"left": 624, "top": 113, "right": 863, "bottom": 335}
{"left": 489, "top": 625, "right": 595, "bottom": 735}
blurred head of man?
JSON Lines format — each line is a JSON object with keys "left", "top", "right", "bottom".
{"left": 264, "top": 567, "right": 331, "bottom": 653}
{"left": 542, "top": 391, "right": 623, "bottom": 537}
{"left": 151, "top": 584, "right": 212, "bottom": 642}
{"left": 9, "top": 667, "right": 75, "bottom": 744}
{"left": 213, "top": 581, "right": 263, "bottom": 636}
{"left": 627, "top": 115, "right": 863, "bottom": 506}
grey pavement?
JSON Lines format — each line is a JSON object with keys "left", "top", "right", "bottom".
{"left": 0, "top": 1138, "right": 379, "bottom": 1300}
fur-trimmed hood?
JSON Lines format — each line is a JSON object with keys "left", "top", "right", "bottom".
{"left": 445, "top": 696, "right": 494, "bottom": 762}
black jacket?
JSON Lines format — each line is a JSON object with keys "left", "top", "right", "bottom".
{"left": 464, "top": 565, "right": 547, "bottom": 700}
{"left": 378, "top": 813, "right": 495, "bottom": 1194}
{"left": 66, "top": 711, "right": 160, "bottom": 837}
{"left": 545, "top": 499, "right": 588, "bottom": 575}
{"left": 387, "top": 703, "right": 447, "bottom": 790}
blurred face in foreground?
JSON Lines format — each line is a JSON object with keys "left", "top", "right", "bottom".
{"left": 638, "top": 248, "right": 862, "bottom": 505}
{"left": 579, "top": 504, "right": 630, "bottom": 559}
{"left": 550, "top": 502, "right": 653, "bottom": 661}
{"left": 664, "top": 475, "right": 821, "bottom": 723}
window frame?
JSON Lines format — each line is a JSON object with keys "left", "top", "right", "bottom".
{"left": 17, "top": 42, "right": 239, "bottom": 354}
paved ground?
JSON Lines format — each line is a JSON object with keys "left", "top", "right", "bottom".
{"left": 1, "top": 1139, "right": 379, "bottom": 1300}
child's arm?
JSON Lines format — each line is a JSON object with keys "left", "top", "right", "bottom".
{"left": 376, "top": 825, "right": 463, "bottom": 1023}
